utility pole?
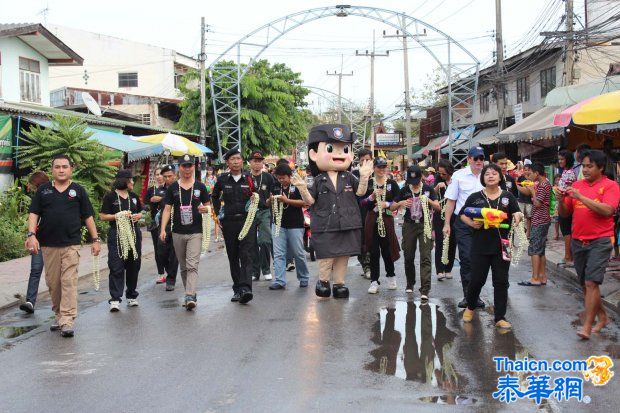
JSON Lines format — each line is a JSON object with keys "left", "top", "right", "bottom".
{"left": 495, "top": 0, "right": 506, "bottom": 132}
{"left": 356, "top": 30, "right": 389, "bottom": 155}
{"left": 199, "top": 17, "right": 209, "bottom": 146}
{"left": 565, "top": 0, "right": 575, "bottom": 85}
{"left": 384, "top": 17, "right": 426, "bottom": 166}
{"left": 326, "top": 55, "right": 353, "bottom": 123}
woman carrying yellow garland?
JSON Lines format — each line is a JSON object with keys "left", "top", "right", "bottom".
{"left": 433, "top": 159, "right": 457, "bottom": 281}
{"left": 100, "top": 169, "right": 143, "bottom": 312}
{"left": 461, "top": 163, "right": 523, "bottom": 330}
{"left": 392, "top": 165, "right": 440, "bottom": 300}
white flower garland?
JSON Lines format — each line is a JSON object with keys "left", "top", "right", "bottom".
{"left": 374, "top": 179, "right": 387, "bottom": 238}
{"left": 92, "top": 254, "right": 100, "bottom": 291}
{"left": 272, "top": 195, "right": 284, "bottom": 237}
{"left": 508, "top": 216, "right": 529, "bottom": 266}
{"left": 420, "top": 195, "right": 433, "bottom": 240}
{"left": 441, "top": 234, "right": 451, "bottom": 265}
{"left": 115, "top": 210, "right": 138, "bottom": 260}
{"left": 238, "top": 192, "right": 260, "bottom": 240}
{"left": 201, "top": 207, "right": 212, "bottom": 252}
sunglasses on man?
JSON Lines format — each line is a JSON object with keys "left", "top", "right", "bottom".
{"left": 472, "top": 156, "right": 485, "bottom": 162}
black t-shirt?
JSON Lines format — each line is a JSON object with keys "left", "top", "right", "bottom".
{"left": 396, "top": 184, "right": 437, "bottom": 222}
{"left": 363, "top": 178, "right": 400, "bottom": 212}
{"left": 164, "top": 181, "right": 210, "bottom": 234}
{"left": 146, "top": 185, "right": 167, "bottom": 219}
{"left": 517, "top": 175, "right": 532, "bottom": 204}
{"left": 461, "top": 190, "right": 520, "bottom": 255}
{"left": 250, "top": 172, "right": 275, "bottom": 210}
{"left": 29, "top": 181, "right": 94, "bottom": 247}
{"left": 100, "top": 191, "right": 142, "bottom": 230}
{"left": 501, "top": 174, "right": 519, "bottom": 198}
{"left": 272, "top": 183, "right": 304, "bottom": 229}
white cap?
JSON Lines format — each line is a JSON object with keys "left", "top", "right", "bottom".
{"left": 524, "top": 159, "right": 532, "bottom": 166}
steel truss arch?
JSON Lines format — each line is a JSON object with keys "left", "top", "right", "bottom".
{"left": 209, "top": 5, "right": 479, "bottom": 165}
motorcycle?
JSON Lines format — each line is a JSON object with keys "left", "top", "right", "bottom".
{"left": 303, "top": 208, "right": 316, "bottom": 261}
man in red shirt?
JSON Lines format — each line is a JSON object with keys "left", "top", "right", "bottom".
{"left": 558, "top": 150, "right": 620, "bottom": 340}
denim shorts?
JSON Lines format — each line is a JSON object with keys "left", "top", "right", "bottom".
{"left": 572, "top": 237, "right": 613, "bottom": 285}
{"left": 528, "top": 223, "right": 550, "bottom": 256}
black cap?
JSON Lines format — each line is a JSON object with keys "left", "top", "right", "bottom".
{"left": 160, "top": 164, "right": 174, "bottom": 174}
{"left": 406, "top": 165, "right": 422, "bottom": 185}
{"left": 373, "top": 157, "right": 388, "bottom": 167}
{"left": 224, "top": 148, "right": 241, "bottom": 161}
{"left": 307, "top": 124, "right": 355, "bottom": 145}
{"left": 115, "top": 169, "right": 132, "bottom": 179}
{"left": 178, "top": 154, "right": 195, "bottom": 166}
{"left": 249, "top": 151, "right": 264, "bottom": 160}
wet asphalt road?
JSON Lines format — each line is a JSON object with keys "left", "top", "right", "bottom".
{"left": 0, "top": 233, "right": 619, "bottom": 412}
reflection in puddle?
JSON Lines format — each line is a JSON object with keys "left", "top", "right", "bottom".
{"left": 366, "top": 301, "right": 460, "bottom": 390}
{"left": 419, "top": 395, "right": 477, "bottom": 405}
{"left": 0, "top": 325, "right": 39, "bottom": 339}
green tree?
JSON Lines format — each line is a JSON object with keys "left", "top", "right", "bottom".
{"left": 177, "top": 60, "right": 313, "bottom": 156}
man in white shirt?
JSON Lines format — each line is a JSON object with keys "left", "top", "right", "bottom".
{"left": 443, "top": 146, "right": 485, "bottom": 308}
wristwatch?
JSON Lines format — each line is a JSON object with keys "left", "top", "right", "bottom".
{"left": 92, "top": 237, "right": 102, "bottom": 243}
{"left": 27, "top": 231, "right": 36, "bottom": 238}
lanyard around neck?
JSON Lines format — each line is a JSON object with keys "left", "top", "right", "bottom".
{"left": 178, "top": 181, "right": 195, "bottom": 207}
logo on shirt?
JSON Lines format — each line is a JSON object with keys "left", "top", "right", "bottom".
{"left": 132, "top": 198, "right": 137, "bottom": 205}
{"left": 424, "top": 191, "right": 430, "bottom": 197}
{"left": 290, "top": 186, "right": 296, "bottom": 193}
{"left": 261, "top": 185, "right": 267, "bottom": 191}
{"left": 506, "top": 181, "right": 513, "bottom": 189}
{"left": 501, "top": 197, "right": 509, "bottom": 207}
{"left": 344, "top": 184, "right": 353, "bottom": 192}
{"left": 193, "top": 189, "right": 201, "bottom": 198}
{"left": 387, "top": 184, "right": 392, "bottom": 191}
{"left": 42, "top": 188, "right": 53, "bottom": 195}
{"left": 68, "top": 189, "right": 77, "bottom": 198}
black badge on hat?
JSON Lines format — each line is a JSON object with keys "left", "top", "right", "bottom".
{"left": 178, "top": 154, "right": 195, "bottom": 165}
{"left": 406, "top": 165, "right": 422, "bottom": 185}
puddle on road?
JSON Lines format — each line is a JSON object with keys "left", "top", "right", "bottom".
{"left": 419, "top": 395, "right": 478, "bottom": 405}
{"left": 0, "top": 325, "right": 39, "bottom": 339}
{"left": 366, "top": 301, "right": 462, "bottom": 389}
{"left": 159, "top": 299, "right": 180, "bottom": 309}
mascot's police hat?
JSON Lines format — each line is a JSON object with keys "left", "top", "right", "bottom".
{"left": 308, "top": 124, "right": 356, "bottom": 145}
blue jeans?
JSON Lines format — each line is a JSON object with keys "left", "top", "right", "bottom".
{"left": 26, "top": 251, "right": 44, "bottom": 305}
{"left": 272, "top": 226, "right": 309, "bottom": 286}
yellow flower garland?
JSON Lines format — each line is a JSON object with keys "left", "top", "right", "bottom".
{"left": 238, "top": 192, "right": 260, "bottom": 240}
{"left": 374, "top": 179, "right": 387, "bottom": 238}
{"left": 420, "top": 195, "right": 433, "bottom": 240}
{"left": 115, "top": 210, "right": 138, "bottom": 260}
{"left": 201, "top": 207, "right": 212, "bottom": 253}
{"left": 272, "top": 195, "right": 284, "bottom": 237}
{"left": 441, "top": 234, "right": 451, "bottom": 265}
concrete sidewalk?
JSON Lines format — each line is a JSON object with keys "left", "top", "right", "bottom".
{"left": 0, "top": 229, "right": 156, "bottom": 310}
{"left": 545, "top": 236, "right": 620, "bottom": 315}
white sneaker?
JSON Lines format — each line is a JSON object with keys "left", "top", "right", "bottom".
{"left": 368, "top": 281, "right": 379, "bottom": 294}
{"left": 364, "top": 269, "right": 371, "bottom": 280}
{"left": 109, "top": 301, "right": 120, "bottom": 312}
{"left": 387, "top": 278, "right": 398, "bottom": 290}
{"left": 421, "top": 294, "right": 429, "bottom": 301}
{"left": 437, "top": 273, "right": 446, "bottom": 281}
{"left": 127, "top": 298, "right": 139, "bottom": 307}
{"left": 264, "top": 273, "right": 273, "bottom": 281}
{"left": 445, "top": 272, "right": 453, "bottom": 279}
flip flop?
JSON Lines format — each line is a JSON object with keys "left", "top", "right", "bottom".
{"left": 517, "top": 281, "right": 542, "bottom": 286}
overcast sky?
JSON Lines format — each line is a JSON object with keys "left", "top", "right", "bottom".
{"left": 7, "top": 0, "right": 587, "bottom": 119}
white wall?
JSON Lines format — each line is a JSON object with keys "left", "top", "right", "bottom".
{"left": 47, "top": 25, "right": 186, "bottom": 100}
{"left": 0, "top": 37, "right": 50, "bottom": 106}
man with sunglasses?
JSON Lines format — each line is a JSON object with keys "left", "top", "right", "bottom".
{"left": 443, "top": 146, "right": 486, "bottom": 309}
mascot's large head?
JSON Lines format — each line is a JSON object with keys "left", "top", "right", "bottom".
{"left": 307, "top": 124, "right": 356, "bottom": 177}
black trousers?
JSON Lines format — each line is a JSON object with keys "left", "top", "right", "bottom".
{"left": 150, "top": 227, "right": 165, "bottom": 274}
{"left": 157, "top": 230, "right": 179, "bottom": 285}
{"left": 433, "top": 216, "right": 456, "bottom": 274}
{"left": 370, "top": 224, "right": 395, "bottom": 282}
{"left": 466, "top": 253, "right": 510, "bottom": 322}
{"left": 107, "top": 227, "right": 142, "bottom": 302}
{"left": 222, "top": 217, "right": 257, "bottom": 293}
{"left": 454, "top": 218, "right": 473, "bottom": 296}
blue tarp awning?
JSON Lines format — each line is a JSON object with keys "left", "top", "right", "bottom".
{"left": 23, "top": 117, "right": 164, "bottom": 161}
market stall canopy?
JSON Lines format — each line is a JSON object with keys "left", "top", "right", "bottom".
{"left": 133, "top": 133, "right": 213, "bottom": 156}
{"left": 554, "top": 90, "right": 620, "bottom": 127}
{"left": 414, "top": 135, "right": 449, "bottom": 157}
{"left": 544, "top": 75, "right": 620, "bottom": 107}
{"left": 496, "top": 106, "right": 566, "bottom": 143}
{"left": 23, "top": 117, "right": 163, "bottom": 161}
{"left": 441, "top": 126, "right": 498, "bottom": 154}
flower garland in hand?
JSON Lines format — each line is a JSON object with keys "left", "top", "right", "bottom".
{"left": 420, "top": 195, "right": 433, "bottom": 240}
{"left": 201, "top": 206, "right": 212, "bottom": 252}
{"left": 238, "top": 192, "right": 260, "bottom": 240}
{"left": 115, "top": 209, "right": 138, "bottom": 260}
{"left": 272, "top": 195, "right": 284, "bottom": 237}
{"left": 374, "top": 179, "right": 387, "bottom": 238}
{"left": 508, "top": 216, "right": 529, "bottom": 266}
{"left": 92, "top": 254, "right": 100, "bottom": 291}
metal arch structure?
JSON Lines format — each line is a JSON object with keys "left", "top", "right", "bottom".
{"left": 208, "top": 5, "right": 480, "bottom": 165}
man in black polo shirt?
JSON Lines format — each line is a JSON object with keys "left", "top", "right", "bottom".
{"left": 157, "top": 165, "right": 179, "bottom": 291}
{"left": 146, "top": 168, "right": 167, "bottom": 284}
{"left": 26, "top": 154, "right": 101, "bottom": 338}
{"left": 248, "top": 151, "right": 275, "bottom": 281}
{"left": 212, "top": 148, "right": 258, "bottom": 304}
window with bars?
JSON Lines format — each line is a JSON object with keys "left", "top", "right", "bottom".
{"left": 139, "top": 113, "right": 151, "bottom": 125}
{"left": 540, "top": 67, "right": 556, "bottom": 98}
{"left": 516, "top": 76, "right": 529, "bottom": 103}
{"left": 118, "top": 72, "right": 138, "bottom": 88}
{"left": 480, "top": 92, "right": 490, "bottom": 113}
{"left": 19, "top": 57, "right": 41, "bottom": 103}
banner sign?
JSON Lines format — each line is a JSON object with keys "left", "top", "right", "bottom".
{"left": 0, "top": 115, "right": 13, "bottom": 173}
{"left": 375, "top": 133, "right": 401, "bottom": 146}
